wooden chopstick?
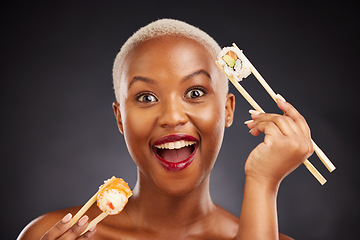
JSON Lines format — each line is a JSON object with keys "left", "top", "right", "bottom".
{"left": 70, "top": 176, "right": 117, "bottom": 228}
{"left": 231, "top": 43, "right": 336, "bottom": 173}
{"left": 81, "top": 212, "right": 108, "bottom": 235}
{"left": 216, "top": 61, "right": 327, "bottom": 185}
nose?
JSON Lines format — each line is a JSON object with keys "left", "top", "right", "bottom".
{"left": 157, "top": 97, "right": 188, "bottom": 128}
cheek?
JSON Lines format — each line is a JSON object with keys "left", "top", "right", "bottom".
{"left": 192, "top": 99, "right": 226, "bottom": 150}
{"left": 200, "top": 97, "right": 225, "bottom": 129}
{"left": 122, "top": 108, "right": 154, "bottom": 162}
{"left": 190, "top": 100, "right": 226, "bottom": 181}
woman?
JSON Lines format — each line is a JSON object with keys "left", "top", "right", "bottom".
{"left": 18, "top": 19, "right": 313, "bottom": 239}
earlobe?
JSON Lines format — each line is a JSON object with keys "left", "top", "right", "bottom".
{"left": 112, "top": 102, "right": 124, "bottom": 135}
{"left": 224, "top": 93, "right": 235, "bottom": 128}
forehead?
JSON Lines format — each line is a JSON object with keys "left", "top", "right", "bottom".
{"left": 123, "top": 36, "right": 217, "bottom": 81}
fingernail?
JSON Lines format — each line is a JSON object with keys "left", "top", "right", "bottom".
{"left": 62, "top": 213, "right": 72, "bottom": 223}
{"left": 249, "top": 109, "right": 260, "bottom": 115}
{"left": 78, "top": 215, "right": 89, "bottom": 226}
{"left": 276, "top": 94, "right": 286, "bottom": 102}
{"left": 89, "top": 224, "right": 97, "bottom": 232}
{"left": 244, "top": 120, "right": 254, "bottom": 125}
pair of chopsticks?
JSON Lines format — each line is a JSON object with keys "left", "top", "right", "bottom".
{"left": 69, "top": 176, "right": 116, "bottom": 234}
{"left": 216, "top": 43, "right": 335, "bottom": 185}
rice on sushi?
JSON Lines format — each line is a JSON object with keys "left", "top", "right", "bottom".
{"left": 97, "top": 177, "right": 132, "bottom": 215}
{"left": 217, "top": 46, "right": 251, "bottom": 81}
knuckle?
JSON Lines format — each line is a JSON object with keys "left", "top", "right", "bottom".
{"left": 61, "top": 226, "right": 79, "bottom": 239}
{"left": 284, "top": 115, "right": 295, "bottom": 124}
{"left": 308, "top": 127, "right": 312, "bottom": 137}
{"left": 54, "top": 223, "right": 63, "bottom": 232}
{"left": 267, "top": 121, "right": 277, "bottom": 129}
{"left": 69, "top": 226, "right": 78, "bottom": 235}
{"left": 80, "top": 234, "right": 88, "bottom": 239}
{"left": 276, "top": 115, "right": 292, "bottom": 126}
{"left": 295, "top": 114, "right": 305, "bottom": 123}
{"left": 273, "top": 115, "right": 283, "bottom": 123}
{"left": 300, "top": 142, "right": 310, "bottom": 155}
{"left": 297, "top": 139, "right": 311, "bottom": 156}
{"left": 308, "top": 140, "right": 314, "bottom": 154}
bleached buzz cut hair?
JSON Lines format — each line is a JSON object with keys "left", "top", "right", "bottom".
{"left": 112, "top": 18, "right": 228, "bottom": 102}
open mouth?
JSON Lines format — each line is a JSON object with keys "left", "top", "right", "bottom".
{"left": 153, "top": 135, "right": 198, "bottom": 171}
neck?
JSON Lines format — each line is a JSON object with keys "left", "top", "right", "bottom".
{"left": 125, "top": 170, "right": 215, "bottom": 231}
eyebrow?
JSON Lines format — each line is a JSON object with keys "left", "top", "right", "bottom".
{"left": 128, "top": 76, "right": 155, "bottom": 90}
{"left": 184, "top": 70, "right": 212, "bottom": 82}
{"left": 128, "top": 70, "right": 212, "bottom": 90}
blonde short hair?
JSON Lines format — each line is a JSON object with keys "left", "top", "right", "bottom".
{"left": 112, "top": 18, "right": 227, "bottom": 102}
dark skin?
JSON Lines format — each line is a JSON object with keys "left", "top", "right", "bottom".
{"left": 18, "top": 36, "right": 311, "bottom": 239}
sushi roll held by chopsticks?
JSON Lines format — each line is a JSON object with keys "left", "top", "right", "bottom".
{"left": 97, "top": 177, "right": 133, "bottom": 215}
{"left": 217, "top": 46, "right": 252, "bottom": 82}
{"left": 70, "top": 176, "right": 132, "bottom": 234}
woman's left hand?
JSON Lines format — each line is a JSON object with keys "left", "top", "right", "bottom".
{"left": 244, "top": 95, "right": 314, "bottom": 188}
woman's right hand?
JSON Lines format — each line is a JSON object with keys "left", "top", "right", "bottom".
{"left": 40, "top": 213, "right": 96, "bottom": 240}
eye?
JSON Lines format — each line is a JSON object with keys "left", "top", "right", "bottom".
{"left": 136, "top": 93, "right": 158, "bottom": 103}
{"left": 185, "top": 87, "right": 206, "bottom": 99}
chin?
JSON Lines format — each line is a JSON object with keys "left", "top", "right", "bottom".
{"left": 153, "top": 164, "right": 210, "bottom": 198}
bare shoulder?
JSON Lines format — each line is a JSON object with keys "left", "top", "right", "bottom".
{"left": 213, "top": 204, "right": 239, "bottom": 225}
{"left": 212, "top": 205, "right": 294, "bottom": 240}
{"left": 209, "top": 204, "right": 239, "bottom": 240}
{"left": 17, "top": 206, "right": 81, "bottom": 240}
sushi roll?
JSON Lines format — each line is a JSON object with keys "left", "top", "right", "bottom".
{"left": 217, "top": 46, "right": 251, "bottom": 81}
{"left": 97, "top": 178, "right": 132, "bottom": 215}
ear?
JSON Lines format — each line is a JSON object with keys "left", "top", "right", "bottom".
{"left": 112, "top": 102, "right": 124, "bottom": 135}
{"left": 224, "top": 93, "right": 235, "bottom": 128}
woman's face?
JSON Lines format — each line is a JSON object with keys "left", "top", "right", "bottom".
{"left": 114, "top": 36, "right": 235, "bottom": 196}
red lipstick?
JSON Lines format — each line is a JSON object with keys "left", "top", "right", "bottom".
{"left": 153, "top": 134, "right": 198, "bottom": 171}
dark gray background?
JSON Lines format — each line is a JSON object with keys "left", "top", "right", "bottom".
{"left": 2, "top": 1, "right": 359, "bottom": 239}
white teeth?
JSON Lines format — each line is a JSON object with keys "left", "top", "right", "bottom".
{"left": 155, "top": 140, "right": 196, "bottom": 149}
{"left": 174, "top": 141, "right": 181, "bottom": 149}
